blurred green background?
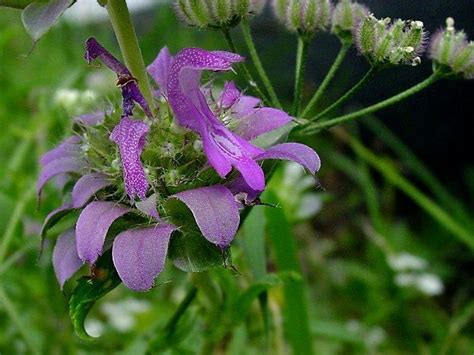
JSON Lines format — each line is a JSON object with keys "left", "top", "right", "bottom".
{"left": 1, "top": 1, "right": 474, "bottom": 354}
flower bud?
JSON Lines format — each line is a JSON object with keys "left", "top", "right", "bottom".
{"left": 355, "top": 14, "right": 427, "bottom": 67}
{"left": 272, "top": 0, "right": 332, "bottom": 35}
{"left": 175, "top": 0, "right": 266, "bottom": 29}
{"left": 331, "top": 0, "right": 369, "bottom": 43}
{"left": 429, "top": 18, "right": 474, "bottom": 79}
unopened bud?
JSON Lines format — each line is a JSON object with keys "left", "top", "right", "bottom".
{"left": 355, "top": 15, "right": 427, "bottom": 67}
{"left": 331, "top": 0, "right": 369, "bottom": 43}
{"left": 175, "top": 0, "right": 266, "bottom": 29}
{"left": 429, "top": 18, "right": 474, "bottom": 79}
{"left": 272, "top": 0, "right": 333, "bottom": 35}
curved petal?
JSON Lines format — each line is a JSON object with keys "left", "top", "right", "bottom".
{"left": 219, "top": 81, "right": 241, "bottom": 109}
{"left": 147, "top": 47, "right": 174, "bottom": 96}
{"left": 40, "top": 136, "right": 81, "bottom": 166}
{"left": 110, "top": 117, "right": 150, "bottom": 200}
{"left": 53, "top": 229, "right": 83, "bottom": 289}
{"left": 233, "top": 108, "right": 292, "bottom": 141}
{"left": 72, "top": 173, "right": 112, "bottom": 208}
{"left": 173, "top": 185, "right": 240, "bottom": 248}
{"left": 256, "top": 143, "right": 321, "bottom": 174}
{"left": 135, "top": 193, "right": 160, "bottom": 221}
{"left": 76, "top": 201, "right": 130, "bottom": 264}
{"left": 226, "top": 176, "right": 261, "bottom": 204}
{"left": 37, "top": 158, "right": 85, "bottom": 197}
{"left": 112, "top": 224, "right": 176, "bottom": 291}
{"left": 232, "top": 96, "right": 261, "bottom": 117}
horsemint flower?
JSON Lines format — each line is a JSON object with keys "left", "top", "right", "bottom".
{"left": 355, "top": 14, "right": 427, "bottom": 67}
{"left": 175, "top": 0, "right": 266, "bottom": 29}
{"left": 429, "top": 17, "right": 474, "bottom": 79}
{"left": 38, "top": 39, "right": 320, "bottom": 293}
{"left": 272, "top": 0, "right": 333, "bottom": 35}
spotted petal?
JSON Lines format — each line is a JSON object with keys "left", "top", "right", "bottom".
{"left": 53, "top": 229, "right": 83, "bottom": 289}
{"left": 256, "top": 143, "right": 321, "bottom": 174}
{"left": 72, "top": 173, "right": 112, "bottom": 208}
{"left": 148, "top": 47, "right": 174, "bottom": 96}
{"left": 112, "top": 224, "right": 176, "bottom": 291}
{"left": 76, "top": 201, "right": 130, "bottom": 264}
{"left": 173, "top": 185, "right": 240, "bottom": 248}
{"left": 110, "top": 117, "right": 150, "bottom": 200}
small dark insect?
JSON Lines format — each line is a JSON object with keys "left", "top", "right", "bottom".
{"left": 116, "top": 74, "right": 137, "bottom": 88}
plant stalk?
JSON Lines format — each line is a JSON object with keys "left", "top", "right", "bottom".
{"left": 301, "top": 43, "right": 350, "bottom": 117}
{"left": 106, "top": 0, "right": 155, "bottom": 112}
{"left": 292, "top": 35, "right": 310, "bottom": 116}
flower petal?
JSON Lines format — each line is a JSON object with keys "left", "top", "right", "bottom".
{"left": 147, "top": 47, "right": 174, "bottom": 96}
{"left": 53, "top": 228, "right": 83, "bottom": 289}
{"left": 220, "top": 81, "right": 241, "bottom": 109}
{"left": 72, "top": 173, "right": 112, "bottom": 208}
{"left": 40, "top": 136, "right": 81, "bottom": 166}
{"left": 233, "top": 108, "right": 292, "bottom": 141}
{"left": 173, "top": 185, "right": 240, "bottom": 248}
{"left": 110, "top": 117, "right": 150, "bottom": 200}
{"left": 256, "top": 143, "right": 321, "bottom": 174}
{"left": 135, "top": 193, "right": 160, "bottom": 221}
{"left": 232, "top": 96, "right": 261, "bottom": 117}
{"left": 76, "top": 201, "right": 130, "bottom": 264}
{"left": 74, "top": 110, "right": 110, "bottom": 126}
{"left": 37, "top": 158, "right": 85, "bottom": 197}
{"left": 112, "top": 224, "right": 176, "bottom": 291}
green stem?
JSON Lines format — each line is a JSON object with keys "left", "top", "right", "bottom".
{"left": 240, "top": 19, "right": 282, "bottom": 109}
{"left": 221, "top": 27, "right": 270, "bottom": 105}
{"left": 347, "top": 132, "right": 474, "bottom": 250}
{"left": 301, "top": 73, "right": 440, "bottom": 134}
{"left": 310, "top": 66, "right": 377, "bottom": 122}
{"left": 292, "top": 35, "right": 310, "bottom": 116}
{"left": 106, "top": 0, "right": 155, "bottom": 112}
{"left": 301, "top": 43, "right": 350, "bottom": 118}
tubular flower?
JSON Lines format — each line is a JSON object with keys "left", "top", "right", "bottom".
{"left": 38, "top": 39, "right": 321, "bottom": 295}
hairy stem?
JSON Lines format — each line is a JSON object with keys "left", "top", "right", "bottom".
{"left": 292, "top": 35, "right": 310, "bottom": 116}
{"left": 221, "top": 27, "right": 270, "bottom": 104}
{"left": 300, "top": 73, "right": 440, "bottom": 134}
{"left": 106, "top": 0, "right": 155, "bottom": 112}
{"left": 301, "top": 43, "right": 350, "bottom": 117}
{"left": 240, "top": 19, "right": 282, "bottom": 109}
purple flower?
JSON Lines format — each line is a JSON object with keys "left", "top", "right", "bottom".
{"left": 110, "top": 117, "right": 150, "bottom": 200}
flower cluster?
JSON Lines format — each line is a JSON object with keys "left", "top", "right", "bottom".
{"left": 38, "top": 39, "right": 320, "bottom": 292}
{"left": 175, "top": 0, "right": 266, "bottom": 29}
{"left": 272, "top": 0, "right": 333, "bottom": 35}
{"left": 355, "top": 15, "right": 427, "bottom": 67}
{"left": 331, "top": 0, "right": 368, "bottom": 43}
{"left": 429, "top": 17, "right": 474, "bottom": 79}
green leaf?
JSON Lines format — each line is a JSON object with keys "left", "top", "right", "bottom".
{"left": 68, "top": 251, "right": 121, "bottom": 340}
{"left": 21, "top": 0, "right": 74, "bottom": 41}
{"left": 166, "top": 198, "right": 230, "bottom": 272}
{"left": 231, "top": 272, "right": 300, "bottom": 324}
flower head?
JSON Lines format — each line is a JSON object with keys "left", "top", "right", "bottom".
{"left": 331, "top": 0, "right": 369, "bottom": 43}
{"left": 429, "top": 17, "right": 474, "bottom": 79}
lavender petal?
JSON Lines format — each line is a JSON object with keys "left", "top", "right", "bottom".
{"left": 220, "top": 81, "right": 241, "bottom": 109}
{"left": 135, "top": 193, "right": 160, "bottom": 221}
{"left": 76, "top": 201, "right": 130, "bottom": 264}
{"left": 173, "top": 185, "right": 240, "bottom": 248}
{"left": 53, "top": 228, "right": 83, "bottom": 289}
{"left": 72, "top": 173, "right": 112, "bottom": 208}
{"left": 147, "top": 47, "right": 174, "bottom": 96}
{"left": 40, "top": 136, "right": 81, "bottom": 166}
{"left": 112, "top": 224, "right": 176, "bottom": 291}
{"left": 74, "top": 110, "right": 110, "bottom": 126}
{"left": 37, "top": 158, "right": 85, "bottom": 198}
{"left": 256, "top": 143, "right": 321, "bottom": 174}
{"left": 233, "top": 108, "right": 292, "bottom": 141}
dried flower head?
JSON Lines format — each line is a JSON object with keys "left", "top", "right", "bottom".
{"left": 175, "top": 0, "right": 266, "bottom": 29}
{"left": 355, "top": 14, "right": 427, "bottom": 67}
{"left": 272, "top": 0, "right": 332, "bottom": 35}
{"left": 429, "top": 17, "right": 474, "bottom": 79}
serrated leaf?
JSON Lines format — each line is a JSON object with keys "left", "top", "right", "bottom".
{"left": 21, "top": 0, "right": 74, "bottom": 41}
{"left": 68, "top": 251, "right": 121, "bottom": 340}
{"left": 166, "top": 198, "right": 230, "bottom": 272}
